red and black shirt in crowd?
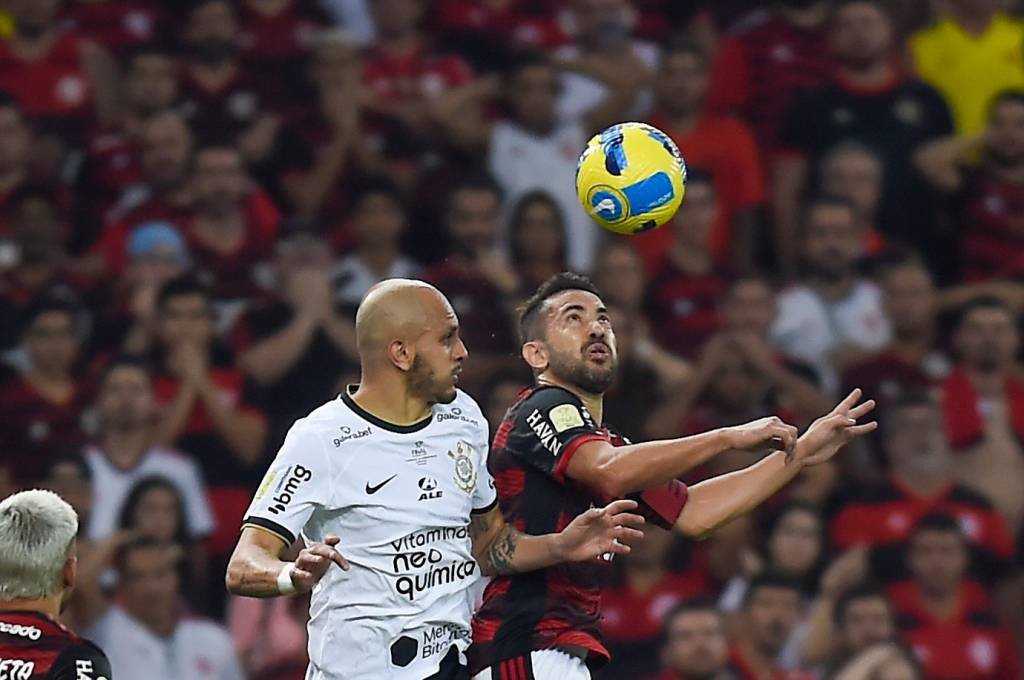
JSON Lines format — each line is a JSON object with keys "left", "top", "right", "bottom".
{"left": 469, "top": 385, "right": 689, "bottom": 674}
{"left": 0, "top": 610, "right": 111, "bottom": 679}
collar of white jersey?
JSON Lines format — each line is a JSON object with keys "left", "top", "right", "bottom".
{"left": 340, "top": 384, "right": 434, "bottom": 434}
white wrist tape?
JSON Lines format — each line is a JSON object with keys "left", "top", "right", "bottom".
{"left": 277, "top": 563, "right": 297, "bottom": 595}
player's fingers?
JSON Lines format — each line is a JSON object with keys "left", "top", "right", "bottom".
{"left": 296, "top": 553, "right": 326, "bottom": 571}
{"left": 616, "top": 526, "right": 645, "bottom": 542}
{"left": 600, "top": 499, "right": 639, "bottom": 515}
{"left": 609, "top": 512, "right": 646, "bottom": 528}
{"left": 323, "top": 534, "right": 342, "bottom": 546}
{"left": 605, "top": 539, "right": 631, "bottom": 555}
{"left": 846, "top": 422, "right": 878, "bottom": 436}
{"left": 832, "top": 388, "right": 862, "bottom": 415}
{"left": 290, "top": 568, "right": 315, "bottom": 586}
{"left": 328, "top": 549, "right": 350, "bottom": 571}
{"left": 848, "top": 399, "right": 876, "bottom": 420}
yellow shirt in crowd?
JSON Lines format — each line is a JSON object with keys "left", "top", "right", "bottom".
{"left": 910, "top": 14, "right": 1024, "bottom": 134}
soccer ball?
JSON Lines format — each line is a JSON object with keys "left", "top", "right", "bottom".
{"left": 575, "top": 121, "right": 687, "bottom": 235}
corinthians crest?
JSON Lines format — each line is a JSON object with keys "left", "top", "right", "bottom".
{"left": 447, "top": 441, "right": 477, "bottom": 494}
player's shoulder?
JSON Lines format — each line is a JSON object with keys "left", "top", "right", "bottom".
{"left": 48, "top": 637, "right": 112, "bottom": 680}
{"left": 515, "top": 386, "right": 596, "bottom": 427}
{"left": 447, "top": 389, "right": 486, "bottom": 421}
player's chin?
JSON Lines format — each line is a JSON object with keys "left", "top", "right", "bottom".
{"left": 436, "top": 385, "right": 459, "bottom": 404}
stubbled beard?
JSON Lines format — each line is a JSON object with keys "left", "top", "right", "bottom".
{"left": 409, "top": 355, "right": 456, "bottom": 405}
{"left": 546, "top": 344, "right": 616, "bottom": 394}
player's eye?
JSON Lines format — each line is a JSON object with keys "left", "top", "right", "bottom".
{"left": 567, "top": 313, "right": 581, "bottom": 323}
{"left": 598, "top": 315, "right": 611, "bottom": 325}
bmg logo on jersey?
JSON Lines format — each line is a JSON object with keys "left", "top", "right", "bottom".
{"left": 267, "top": 465, "right": 313, "bottom": 515}
{"left": 418, "top": 477, "right": 443, "bottom": 501}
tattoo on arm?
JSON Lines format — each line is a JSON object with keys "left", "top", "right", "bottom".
{"left": 486, "top": 527, "right": 521, "bottom": 575}
{"left": 469, "top": 511, "right": 491, "bottom": 542}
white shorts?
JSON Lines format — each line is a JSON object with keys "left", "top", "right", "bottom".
{"left": 471, "top": 650, "right": 591, "bottom": 680}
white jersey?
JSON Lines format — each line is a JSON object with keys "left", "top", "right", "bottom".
{"left": 242, "top": 388, "right": 497, "bottom": 680}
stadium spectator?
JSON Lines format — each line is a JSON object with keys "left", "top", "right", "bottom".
{"left": 0, "top": 0, "right": 118, "bottom": 139}
{"left": 729, "top": 572, "right": 813, "bottom": 680}
{"left": 830, "top": 389, "right": 1014, "bottom": 582}
{"left": 601, "top": 527, "right": 713, "bottom": 679}
{"left": 332, "top": 175, "right": 418, "bottom": 308}
{"left": 184, "top": 139, "right": 281, "bottom": 308}
{"left": 360, "top": 0, "right": 474, "bottom": 166}
{"left": 553, "top": 0, "right": 659, "bottom": 120}
{"left": 914, "top": 89, "right": 1024, "bottom": 282}
{"left": 149, "top": 275, "right": 266, "bottom": 560}
{"left": 180, "top": 0, "right": 279, "bottom": 163}
{"left": 0, "top": 186, "right": 87, "bottom": 354}
{"left": 819, "top": 141, "right": 888, "bottom": 257}
{"left": 942, "top": 295, "right": 1024, "bottom": 532}
{"left": 92, "top": 109, "right": 195, "bottom": 274}
{"left": 720, "top": 503, "right": 827, "bottom": 613}
{"left": 772, "top": 195, "right": 891, "bottom": 393}
{"left": 434, "top": 49, "right": 636, "bottom": 270}
{"left": 270, "top": 29, "right": 369, "bottom": 240}
{"left": 592, "top": 238, "right": 648, "bottom": 311}
{"left": 651, "top": 599, "right": 732, "bottom": 680}
{"left": 706, "top": 0, "right": 833, "bottom": 150}
{"left": 841, "top": 253, "right": 949, "bottom": 424}
{"left": 643, "top": 41, "right": 765, "bottom": 274}
{"left": 832, "top": 643, "right": 921, "bottom": 680}
{"left": 236, "top": 0, "right": 326, "bottom": 93}
{"left": 910, "top": 0, "right": 1024, "bottom": 135}
{"left": 82, "top": 357, "right": 214, "bottom": 543}
{"left": 507, "top": 190, "right": 568, "bottom": 298}
{"left": 0, "top": 297, "right": 90, "bottom": 485}
{"left": 117, "top": 476, "right": 209, "bottom": 614}
{"left": 0, "top": 92, "right": 32, "bottom": 233}
{"left": 800, "top": 580, "right": 898, "bottom": 674}
{"left": 644, "top": 169, "right": 731, "bottom": 358}
{"left": 424, "top": 172, "right": 519, "bottom": 391}
{"left": 888, "top": 514, "right": 1021, "bottom": 680}
{"left": 88, "top": 536, "right": 244, "bottom": 679}
{"left": 774, "top": 0, "right": 953, "bottom": 277}
{"left": 75, "top": 43, "right": 179, "bottom": 246}
{"left": 236, "top": 228, "right": 357, "bottom": 445}
{"left": 604, "top": 300, "right": 692, "bottom": 442}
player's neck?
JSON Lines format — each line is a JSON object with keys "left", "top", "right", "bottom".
{"left": 0, "top": 596, "right": 62, "bottom": 622}
{"left": 536, "top": 374, "right": 604, "bottom": 424}
{"left": 350, "top": 380, "right": 433, "bottom": 425}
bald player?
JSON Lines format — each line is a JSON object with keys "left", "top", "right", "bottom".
{"left": 226, "top": 280, "right": 645, "bottom": 680}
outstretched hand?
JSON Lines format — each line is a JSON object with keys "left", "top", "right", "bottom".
{"left": 794, "top": 389, "right": 877, "bottom": 466}
{"left": 556, "top": 499, "right": 645, "bottom": 562}
{"left": 290, "top": 534, "right": 350, "bottom": 592}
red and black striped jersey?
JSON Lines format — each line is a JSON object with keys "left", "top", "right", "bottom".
{"left": 0, "top": 610, "right": 112, "bottom": 679}
{"left": 469, "top": 385, "right": 688, "bottom": 675}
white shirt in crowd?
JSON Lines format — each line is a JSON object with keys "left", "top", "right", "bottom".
{"left": 771, "top": 280, "right": 892, "bottom": 394}
{"left": 84, "top": 445, "right": 216, "bottom": 541}
{"left": 89, "top": 606, "right": 243, "bottom": 680}
{"left": 488, "top": 119, "right": 597, "bottom": 271}
{"left": 553, "top": 41, "right": 659, "bottom": 122}
{"left": 333, "top": 254, "right": 422, "bottom": 309}
{"left": 242, "top": 388, "right": 497, "bottom": 679}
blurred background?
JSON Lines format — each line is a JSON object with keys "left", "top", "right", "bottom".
{"left": 0, "top": 0, "right": 1023, "bottom": 678}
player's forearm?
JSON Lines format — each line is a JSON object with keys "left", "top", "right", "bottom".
{"left": 225, "top": 545, "right": 290, "bottom": 598}
{"left": 478, "top": 525, "right": 561, "bottom": 576}
{"left": 590, "top": 429, "right": 735, "bottom": 496}
{"left": 675, "top": 450, "right": 804, "bottom": 539}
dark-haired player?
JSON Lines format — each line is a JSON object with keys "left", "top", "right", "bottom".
{"left": 470, "top": 273, "right": 876, "bottom": 679}
{"left": 0, "top": 489, "right": 113, "bottom": 679}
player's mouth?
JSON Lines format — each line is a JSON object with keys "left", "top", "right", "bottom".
{"left": 585, "top": 343, "right": 611, "bottom": 362}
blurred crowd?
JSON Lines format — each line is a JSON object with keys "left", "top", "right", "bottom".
{"left": 1, "top": 0, "right": 1024, "bottom": 678}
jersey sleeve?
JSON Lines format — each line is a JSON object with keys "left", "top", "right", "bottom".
{"left": 47, "top": 640, "right": 113, "bottom": 680}
{"left": 241, "top": 421, "right": 330, "bottom": 545}
{"left": 471, "top": 419, "right": 498, "bottom": 514}
{"left": 627, "top": 479, "right": 689, "bottom": 530}
{"left": 505, "top": 387, "right": 608, "bottom": 483}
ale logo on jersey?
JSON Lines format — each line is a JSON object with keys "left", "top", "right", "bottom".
{"left": 267, "top": 465, "right": 314, "bottom": 515}
{"left": 418, "top": 477, "right": 443, "bottom": 501}
{"left": 447, "top": 441, "right": 476, "bottom": 494}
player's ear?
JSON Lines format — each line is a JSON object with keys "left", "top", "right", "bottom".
{"left": 521, "top": 340, "right": 548, "bottom": 372}
{"left": 63, "top": 551, "right": 77, "bottom": 591}
{"left": 387, "top": 339, "right": 414, "bottom": 372}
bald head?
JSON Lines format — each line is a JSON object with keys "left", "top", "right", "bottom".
{"left": 356, "top": 279, "right": 449, "bottom": 362}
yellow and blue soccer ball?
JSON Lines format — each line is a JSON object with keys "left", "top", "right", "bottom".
{"left": 575, "top": 121, "right": 687, "bottom": 235}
